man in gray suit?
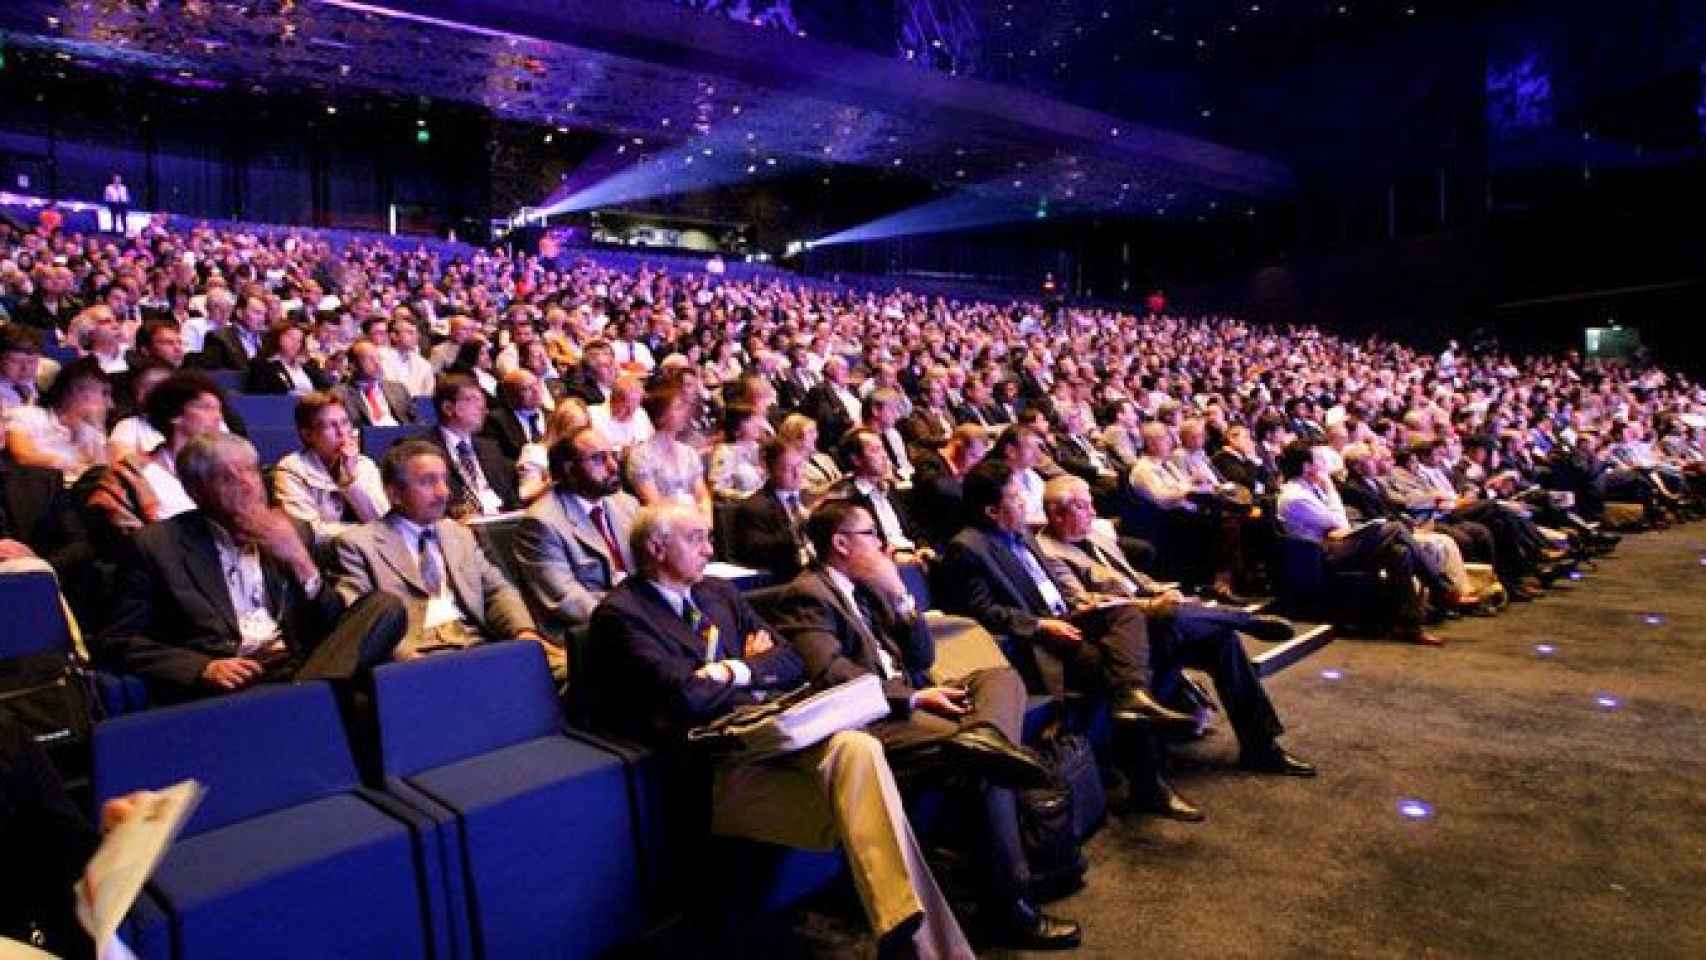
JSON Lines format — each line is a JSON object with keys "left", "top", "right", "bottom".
{"left": 330, "top": 439, "right": 562, "bottom": 676}
{"left": 511, "top": 426, "right": 639, "bottom": 631}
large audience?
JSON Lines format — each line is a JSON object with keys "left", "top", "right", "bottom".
{"left": 2, "top": 211, "right": 1703, "bottom": 957}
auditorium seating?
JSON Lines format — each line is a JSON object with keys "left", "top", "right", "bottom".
{"left": 94, "top": 683, "right": 450, "bottom": 960}
{"left": 247, "top": 425, "right": 299, "bottom": 468}
{"left": 360, "top": 424, "right": 418, "bottom": 460}
{"left": 1267, "top": 534, "right": 1384, "bottom": 626}
{"left": 225, "top": 392, "right": 296, "bottom": 429}
{"left": 370, "top": 642, "right": 650, "bottom": 960}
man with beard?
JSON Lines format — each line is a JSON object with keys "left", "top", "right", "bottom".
{"left": 513, "top": 425, "right": 641, "bottom": 630}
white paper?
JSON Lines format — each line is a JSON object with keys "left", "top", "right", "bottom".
{"left": 74, "top": 781, "right": 205, "bottom": 956}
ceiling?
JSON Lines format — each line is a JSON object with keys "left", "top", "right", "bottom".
{"left": 0, "top": 0, "right": 1294, "bottom": 222}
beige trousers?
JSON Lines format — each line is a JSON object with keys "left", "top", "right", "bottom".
{"left": 710, "top": 729, "right": 974, "bottom": 960}
{"left": 1413, "top": 529, "right": 1472, "bottom": 594}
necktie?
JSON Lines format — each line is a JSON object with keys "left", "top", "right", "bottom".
{"left": 683, "top": 595, "right": 716, "bottom": 663}
{"left": 457, "top": 441, "right": 483, "bottom": 490}
{"left": 1011, "top": 537, "right": 1068, "bottom": 615}
{"left": 1086, "top": 539, "right": 1139, "bottom": 596}
{"left": 782, "top": 492, "right": 814, "bottom": 563}
{"left": 365, "top": 384, "right": 386, "bottom": 423}
{"left": 418, "top": 529, "right": 443, "bottom": 595}
{"left": 589, "top": 502, "right": 627, "bottom": 574}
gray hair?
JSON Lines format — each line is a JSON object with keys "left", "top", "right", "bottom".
{"left": 628, "top": 502, "right": 702, "bottom": 577}
{"left": 176, "top": 433, "right": 258, "bottom": 499}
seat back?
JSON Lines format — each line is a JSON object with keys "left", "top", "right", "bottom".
{"left": 361, "top": 424, "right": 419, "bottom": 460}
{"left": 373, "top": 641, "right": 561, "bottom": 778}
{"left": 227, "top": 392, "right": 296, "bottom": 428}
{"left": 202, "top": 369, "right": 245, "bottom": 393}
{"left": 248, "top": 426, "right": 300, "bottom": 468}
{"left": 0, "top": 567, "right": 73, "bottom": 660}
{"left": 93, "top": 683, "right": 361, "bottom": 837}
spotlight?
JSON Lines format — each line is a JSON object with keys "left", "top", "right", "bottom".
{"left": 1320, "top": 669, "right": 1343, "bottom": 680}
{"left": 1643, "top": 614, "right": 1663, "bottom": 626}
{"left": 1397, "top": 799, "right": 1433, "bottom": 820}
{"left": 1534, "top": 644, "right": 1556, "bottom": 656}
{"left": 1595, "top": 695, "right": 1620, "bottom": 710}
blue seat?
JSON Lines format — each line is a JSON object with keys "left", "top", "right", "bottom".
{"left": 93, "top": 684, "right": 450, "bottom": 960}
{"left": 248, "top": 425, "right": 299, "bottom": 468}
{"left": 202, "top": 369, "right": 245, "bottom": 394}
{"left": 227, "top": 392, "right": 296, "bottom": 428}
{"left": 44, "top": 344, "right": 78, "bottom": 366}
{"left": 410, "top": 395, "right": 435, "bottom": 423}
{"left": 0, "top": 566, "right": 72, "bottom": 660}
{"left": 373, "top": 642, "right": 648, "bottom": 960}
{"left": 1269, "top": 534, "right": 1383, "bottom": 624}
{"left": 361, "top": 424, "right": 419, "bottom": 460}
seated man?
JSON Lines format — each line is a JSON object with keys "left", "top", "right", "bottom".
{"left": 777, "top": 499, "right": 1079, "bottom": 949}
{"left": 911, "top": 424, "right": 990, "bottom": 549}
{"left": 334, "top": 341, "right": 417, "bottom": 428}
{"left": 862, "top": 387, "right": 918, "bottom": 489}
{"left": 1127, "top": 421, "right": 1247, "bottom": 602}
{"left": 101, "top": 434, "right": 405, "bottom": 703}
{"left": 830, "top": 427, "right": 925, "bottom": 557}
{"left": 331, "top": 440, "right": 561, "bottom": 675}
{"left": 419, "top": 373, "right": 519, "bottom": 518}
{"left": 588, "top": 503, "right": 974, "bottom": 959}
{"left": 939, "top": 458, "right": 1203, "bottom": 819}
{"left": 1036, "top": 476, "right": 1313, "bottom": 780}
{"left": 1338, "top": 445, "right": 1486, "bottom": 609}
{"left": 1275, "top": 441, "right": 1448, "bottom": 647}
{"left": 727, "top": 438, "right": 815, "bottom": 581}
{"left": 482, "top": 368, "right": 550, "bottom": 463}
{"left": 512, "top": 426, "right": 639, "bottom": 631}
{"left": 272, "top": 391, "right": 390, "bottom": 547}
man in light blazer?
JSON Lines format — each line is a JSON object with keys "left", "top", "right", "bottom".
{"left": 512, "top": 426, "right": 639, "bottom": 631}
{"left": 330, "top": 439, "right": 562, "bottom": 677}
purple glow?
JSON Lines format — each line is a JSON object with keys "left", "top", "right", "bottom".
{"left": 1644, "top": 614, "right": 1663, "bottom": 626}
{"left": 1567, "top": 571, "right": 1583, "bottom": 581}
{"left": 1595, "top": 695, "right": 1620, "bottom": 710}
{"left": 1397, "top": 799, "right": 1433, "bottom": 820}
{"left": 1320, "top": 669, "right": 1343, "bottom": 680}
{"left": 1534, "top": 644, "right": 1556, "bottom": 656}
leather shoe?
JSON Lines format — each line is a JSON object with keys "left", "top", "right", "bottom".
{"left": 1110, "top": 687, "right": 1199, "bottom": 734}
{"left": 1239, "top": 614, "right": 1295, "bottom": 643}
{"left": 1203, "top": 581, "right": 1253, "bottom": 606}
{"left": 1241, "top": 743, "right": 1317, "bottom": 777}
{"left": 1394, "top": 626, "right": 1444, "bottom": 647}
{"left": 931, "top": 723, "right": 1053, "bottom": 790}
{"left": 1140, "top": 778, "right": 1205, "bottom": 822}
{"left": 983, "top": 899, "right": 1082, "bottom": 951}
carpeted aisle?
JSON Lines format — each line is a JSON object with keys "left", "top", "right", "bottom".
{"left": 1030, "top": 524, "right": 1706, "bottom": 959}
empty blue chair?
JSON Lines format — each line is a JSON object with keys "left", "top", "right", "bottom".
{"left": 227, "top": 392, "right": 296, "bottom": 429}
{"left": 361, "top": 424, "right": 418, "bottom": 460}
{"left": 373, "top": 642, "right": 647, "bottom": 960}
{"left": 94, "top": 684, "right": 452, "bottom": 960}
{"left": 248, "top": 425, "right": 299, "bottom": 468}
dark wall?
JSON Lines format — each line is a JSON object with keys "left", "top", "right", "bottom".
{"left": 0, "top": 55, "right": 492, "bottom": 235}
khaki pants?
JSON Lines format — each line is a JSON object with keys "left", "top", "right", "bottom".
{"left": 710, "top": 729, "right": 974, "bottom": 960}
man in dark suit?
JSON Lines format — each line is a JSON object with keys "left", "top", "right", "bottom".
{"left": 728, "top": 439, "right": 814, "bottom": 581}
{"left": 799, "top": 355, "right": 859, "bottom": 453}
{"left": 777, "top": 500, "right": 1079, "bottom": 950}
{"left": 335, "top": 342, "right": 416, "bottom": 429}
{"left": 419, "top": 373, "right": 518, "bottom": 518}
{"left": 901, "top": 378, "right": 958, "bottom": 451}
{"left": 1211, "top": 423, "right": 1276, "bottom": 498}
{"left": 588, "top": 503, "right": 975, "bottom": 958}
{"left": 564, "top": 339, "right": 617, "bottom": 406}
{"left": 195, "top": 291, "right": 268, "bottom": 370}
{"left": 1037, "top": 476, "right": 1313, "bottom": 782}
{"left": 100, "top": 434, "right": 404, "bottom": 703}
{"left": 481, "top": 368, "right": 550, "bottom": 462}
{"left": 910, "top": 424, "right": 989, "bottom": 549}
{"left": 939, "top": 458, "right": 1204, "bottom": 819}
{"left": 10, "top": 265, "right": 80, "bottom": 333}
{"left": 951, "top": 378, "right": 1004, "bottom": 431}
{"left": 829, "top": 428, "right": 924, "bottom": 556}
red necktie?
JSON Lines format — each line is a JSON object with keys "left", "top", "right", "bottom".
{"left": 590, "top": 503, "right": 626, "bottom": 574}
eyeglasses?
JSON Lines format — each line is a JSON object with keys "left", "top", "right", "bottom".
{"left": 840, "top": 527, "right": 882, "bottom": 539}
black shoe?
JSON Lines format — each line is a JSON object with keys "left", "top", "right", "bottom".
{"left": 1110, "top": 688, "right": 1199, "bottom": 734}
{"left": 1140, "top": 778, "right": 1205, "bottom": 822}
{"left": 876, "top": 912, "right": 924, "bottom": 960}
{"left": 1239, "top": 614, "right": 1295, "bottom": 643}
{"left": 1204, "top": 582, "right": 1253, "bottom": 606}
{"left": 983, "top": 899, "right": 1082, "bottom": 951}
{"left": 1241, "top": 742, "right": 1317, "bottom": 777}
{"left": 930, "top": 723, "right": 1053, "bottom": 790}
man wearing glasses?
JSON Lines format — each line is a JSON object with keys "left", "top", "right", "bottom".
{"left": 513, "top": 425, "right": 640, "bottom": 631}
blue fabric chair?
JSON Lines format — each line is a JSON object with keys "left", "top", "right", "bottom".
{"left": 373, "top": 642, "right": 648, "bottom": 960}
{"left": 360, "top": 424, "right": 418, "bottom": 460}
{"left": 1268, "top": 534, "right": 1383, "bottom": 624}
{"left": 93, "top": 684, "right": 452, "bottom": 960}
{"left": 227, "top": 393, "right": 296, "bottom": 429}
{"left": 248, "top": 425, "right": 300, "bottom": 468}
{"left": 202, "top": 369, "right": 245, "bottom": 394}
{"left": 410, "top": 396, "right": 435, "bottom": 423}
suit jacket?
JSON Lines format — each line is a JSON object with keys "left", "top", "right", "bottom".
{"left": 334, "top": 379, "right": 418, "bottom": 429}
{"left": 1339, "top": 476, "right": 1406, "bottom": 522}
{"left": 899, "top": 406, "right": 956, "bottom": 450}
{"left": 512, "top": 488, "right": 639, "bottom": 628}
{"left": 101, "top": 511, "right": 343, "bottom": 698}
{"left": 775, "top": 568, "right": 932, "bottom": 714}
{"left": 480, "top": 404, "right": 547, "bottom": 463}
{"left": 243, "top": 356, "right": 330, "bottom": 395}
{"left": 909, "top": 450, "right": 968, "bottom": 549}
{"left": 416, "top": 428, "right": 520, "bottom": 513}
{"left": 586, "top": 576, "right": 805, "bottom": 746}
{"left": 1213, "top": 448, "right": 1272, "bottom": 494}
{"left": 951, "top": 400, "right": 1002, "bottom": 430}
{"left": 727, "top": 484, "right": 809, "bottom": 582}
{"left": 0, "top": 462, "right": 83, "bottom": 568}
{"left": 196, "top": 327, "right": 254, "bottom": 371}
{"left": 800, "top": 383, "right": 857, "bottom": 452}
{"left": 1036, "top": 528, "right": 1163, "bottom": 612}
{"left": 329, "top": 515, "right": 536, "bottom": 656}
{"left": 9, "top": 294, "right": 80, "bottom": 332}
{"left": 939, "top": 525, "right": 1060, "bottom": 645}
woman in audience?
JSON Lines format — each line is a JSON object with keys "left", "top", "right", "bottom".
{"left": 5, "top": 357, "right": 111, "bottom": 482}
{"left": 271, "top": 391, "right": 389, "bottom": 545}
{"left": 84, "top": 371, "right": 226, "bottom": 542}
{"left": 244, "top": 319, "right": 328, "bottom": 395}
{"left": 626, "top": 381, "right": 713, "bottom": 519}
{"left": 517, "top": 397, "right": 591, "bottom": 503}
{"left": 778, "top": 412, "right": 842, "bottom": 506}
{"left": 706, "top": 401, "right": 768, "bottom": 502}
{"left": 106, "top": 359, "right": 172, "bottom": 461}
